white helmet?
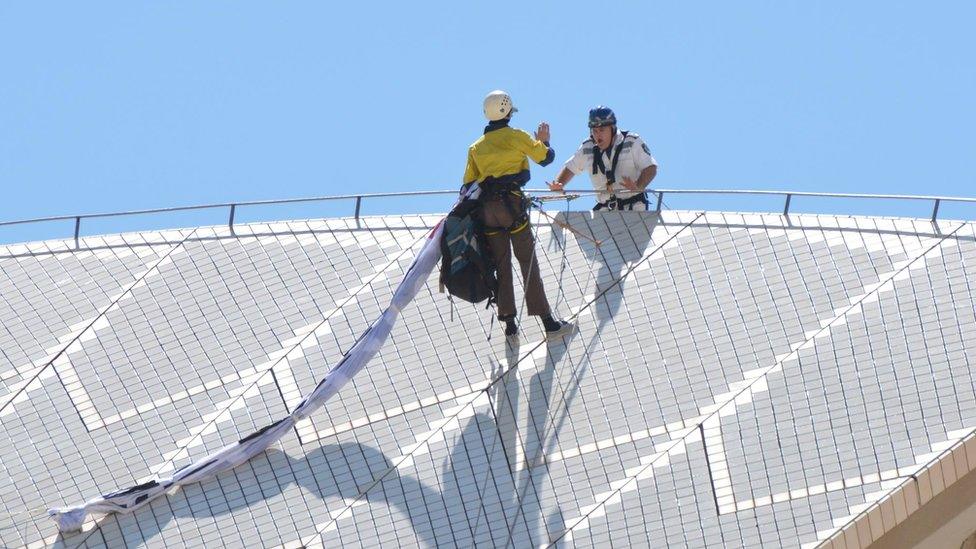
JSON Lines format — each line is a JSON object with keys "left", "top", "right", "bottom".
{"left": 483, "top": 90, "right": 518, "bottom": 121}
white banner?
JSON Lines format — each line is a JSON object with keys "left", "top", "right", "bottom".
{"left": 46, "top": 190, "right": 473, "bottom": 533}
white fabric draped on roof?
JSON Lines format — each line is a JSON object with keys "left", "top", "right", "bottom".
{"left": 48, "top": 187, "right": 478, "bottom": 533}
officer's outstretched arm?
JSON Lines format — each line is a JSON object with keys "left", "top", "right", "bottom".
{"left": 548, "top": 167, "right": 575, "bottom": 192}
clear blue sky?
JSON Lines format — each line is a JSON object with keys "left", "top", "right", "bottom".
{"left": 2, "top": 2, "right": 974, "bottom": 244}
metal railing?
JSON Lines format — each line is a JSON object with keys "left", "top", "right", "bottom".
{"left": 1, "top": 188, "right": 974, "bottom": 248}
{"left": 646, "top": 188, "right": 976, "bottom": 223}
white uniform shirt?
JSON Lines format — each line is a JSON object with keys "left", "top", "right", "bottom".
{"left": 563, "top": 130, "right": 657, "bottom": 203}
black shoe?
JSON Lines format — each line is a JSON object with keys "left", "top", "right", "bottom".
{"left": 542, "top": 315, "right": 571, "bottom": 335}
{"left": 504, "top": 319, "right": 519, "bottom": 337}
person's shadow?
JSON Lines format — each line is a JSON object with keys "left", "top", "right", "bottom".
{"left": 52, "top": 441, "right": 450, "bottom": 548}
{"left": 483, "top": 335, "right": 572, "bottom": 547}
{"left": 536, "top": 210, "right": 658, "bottom": 459}
{"left": 544, "top": 209, "right": 657, "bottom": 333}
{"left": 580, "top": 210, "right": 657, "bottom": 328}
{"left": 53, "top": 339, "right": 579, "bottom": 547}
{"left": 479, "top": 209, "right": 659, "bottom": 547}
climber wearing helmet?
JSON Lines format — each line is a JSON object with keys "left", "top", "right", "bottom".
{"left": 462, "top": 90, "right": 571, "bottom": 338}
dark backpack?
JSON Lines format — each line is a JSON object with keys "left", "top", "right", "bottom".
{"left": 439, "top": 199, "right": 498, "bottom": 305}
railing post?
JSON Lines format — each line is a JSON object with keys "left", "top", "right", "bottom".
{"left": 228, "top": 204, "right": 236, "bottom": 228}
{"left": 354, "top": 196, "right": 362, "bottom": 220}
{"left": 783, "top": 193, "right": 792, "bottom": 216}
{"left": 932, "top": 199, "right": 941, "bottom": 223}
{"left": 74, "top": 216, "right": 81, "bottom": 249}
{"left": 655, "top": 191, "right": 663, "bottom": 213}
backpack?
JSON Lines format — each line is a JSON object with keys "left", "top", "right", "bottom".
{"left": 439, "top": 199, "right": 498, "bottom": 305}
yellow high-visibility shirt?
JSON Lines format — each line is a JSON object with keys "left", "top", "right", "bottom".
{"left": 463, "top": 123, "right": 554, "bottom": 186}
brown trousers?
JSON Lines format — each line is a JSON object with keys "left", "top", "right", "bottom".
{"left": 481, "top": 193, "right": 551, "bottom": 319}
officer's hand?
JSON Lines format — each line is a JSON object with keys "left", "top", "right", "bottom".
{"left": 621, "top": 176, "right": 639, "bottom": 191}
{"left": 535, "top": 122, "right": 550, "bottom": 143}
{"left": 547, "top": 180, "right": 565, "bottom": 192}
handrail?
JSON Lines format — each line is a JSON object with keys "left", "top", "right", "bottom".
{"left": 631, "top": 188, "right": 976, "bottom": 223}
{"left": 640, "top": 188, "right": 976, "bottom": 202}
{"left": 1, "top": 188, "right": 974, "bottom": 247}
{"left": 0, "top": 190, "right": 464, "bottom": 227}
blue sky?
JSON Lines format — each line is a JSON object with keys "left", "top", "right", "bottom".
{"left": 1, "top": 2, "right": 974, "bottom": 243}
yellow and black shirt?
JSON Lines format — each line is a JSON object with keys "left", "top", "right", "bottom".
{"left": 463, "top": 120, "right": 555, "bottom": 187}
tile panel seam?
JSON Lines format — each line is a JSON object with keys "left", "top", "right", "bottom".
{"left": 296, "top": 211, "right": 707, "bottom": 546}
{"left": 0, "top": 229, "right": 198, "bottom": 418}
{"left": 66, "top": 221, "right": 437, "bottom": 545}
{"left": 546, "top": 219, "right": 970, "bottom": 547}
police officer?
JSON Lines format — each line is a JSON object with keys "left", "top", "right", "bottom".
{"left": 463, "top": 90, "right": 571, "bottom": 338}
{"left": 548, "top": 106, "right": 658, "bottom": 211}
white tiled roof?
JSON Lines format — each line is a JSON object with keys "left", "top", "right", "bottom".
{"left": 1, "top": 210, "right": 974, "bottom": 548}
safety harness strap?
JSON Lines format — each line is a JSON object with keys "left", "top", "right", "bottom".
{"left": 482, "top": 189, "right": 531, "bottom": 235}
{"left": 591, "top": 131, "right": 630, "bottom": 184}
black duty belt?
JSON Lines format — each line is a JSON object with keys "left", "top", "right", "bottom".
{"left": 593, "top": 192, "right": 649, "bottom": 211}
